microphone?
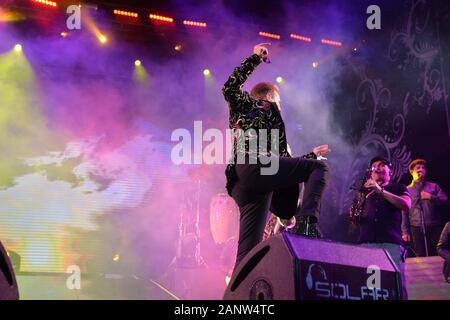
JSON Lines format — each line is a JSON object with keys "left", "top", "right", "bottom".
{"left": 261, "top": 49, "right": 271, "bottom": 64}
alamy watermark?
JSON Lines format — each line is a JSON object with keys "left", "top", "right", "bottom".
{"left": 171, "top": 121, "right": 280, "bottom": 175}
{"left": 66, "top": 264, "right": 81, "bottom": 290}
{"left": 66, "top": 5, "right": 81, "bottom": 30}
{"left": 366, "top": 5, "right": 381, "bottom": 30}
{"left": 366, "top": 265, "right": 381, "bottom": 289}
{"left": 65, "top": 5, "right": 380, "bottom": 33}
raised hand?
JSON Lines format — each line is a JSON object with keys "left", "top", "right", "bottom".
{"left": 253, "top": 43, "right": 271, "bottom": 60}
{"left": 312, "top": 144, "right": 330, "bottom": 159}
{"left": 402, "top": 234, "right": 411, "bottom": 242}
{"left": 364, "top": 179, "right": 382, "bottom": 193}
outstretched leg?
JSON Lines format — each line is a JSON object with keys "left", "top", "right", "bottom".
{"left": 232, "top": 192, "right": 272, "bottom": 271}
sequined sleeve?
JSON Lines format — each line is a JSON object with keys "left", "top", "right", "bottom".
{"left": 222, "top": 54, "right": 262, "bottom": 111}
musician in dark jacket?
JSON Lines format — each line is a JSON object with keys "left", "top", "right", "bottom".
{"left": 223, "top": 43, "right": 330, "bottom": 271}
{"left": 357, "top": 157, "right": 411, "bottom": 299}
{"left": 437, "top": 222, "right": 450, "bottom": 283}
{"left": 401, "top": 159, "right": 449, "bottom": 256}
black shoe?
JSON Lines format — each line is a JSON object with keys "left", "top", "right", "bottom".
{"left": 289, "top": 216, "right": 321, "bottom": 238}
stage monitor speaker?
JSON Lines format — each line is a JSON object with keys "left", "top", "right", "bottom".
{"left": 0, "top": 241, "right": 19, "bottom": 300}
{"left": 224, "top": 233, "right": 402, "bottom": 300}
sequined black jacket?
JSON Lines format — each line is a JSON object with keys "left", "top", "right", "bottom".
{"left": 223, "top": 53, "right": 291, "bottom": 161}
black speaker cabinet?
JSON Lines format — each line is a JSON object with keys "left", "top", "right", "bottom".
{"left": 0, "top": 241, "right": 19, "bottom": 300}
{"left": 224, "top": 233, "right": 403, "bottom": 300}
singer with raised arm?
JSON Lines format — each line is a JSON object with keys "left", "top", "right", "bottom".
{"left": 353, "top": 156, "right": 411, "bottom": 299}
{"left": 222, "top": 43, "right": 330, "bottom": 272}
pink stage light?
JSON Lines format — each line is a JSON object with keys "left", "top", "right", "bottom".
{"left": 149, "top": 14, "right": 174, "bottom": 23}
{"left": 183, "top": 20, "right": 207, "bottom": 28}
{"left": 321, "top": 39, "right": 343, "bottom": 46}
{"left": 259, "top": 32, "right": 280, "bottom": 40}
{"left": 113, "top": 10, "right": 139, "bottom": 18}
{"left": 31, "top": 0, "right": 57, "bottom": 8}
{"left": 290, "top": 34, "right": 312, "bottom": 42}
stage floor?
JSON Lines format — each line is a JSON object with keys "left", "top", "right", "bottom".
{"left": 406, "top": 256, "right": 450, "bottom": 300}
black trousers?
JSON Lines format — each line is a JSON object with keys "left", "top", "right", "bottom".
{"left": 410, "top": 225, "right": 443, "bottom": 256}
{"left": 230, "top": 157, "right": 329, "bottom": 270}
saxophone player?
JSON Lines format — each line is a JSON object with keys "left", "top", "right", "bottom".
{"left": 352, "top": 157, "right": 411, "bottom": 299}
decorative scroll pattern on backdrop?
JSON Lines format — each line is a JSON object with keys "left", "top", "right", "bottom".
{"left": 335, "top": 0, "right": 447, "bottom": 217}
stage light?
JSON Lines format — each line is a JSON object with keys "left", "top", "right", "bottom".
{"left": 276, "top": 76, "right": 284, "bottom": 83}
{"left": 259, "top": 32, "right": 280, "bottom": 40}
{"left": 290, "top": 34, "right": 312, "bottom": 42}
{"left": 31, "top": 0, "right": 57, "bottom": 8}
{"left": 183, "top": 20, "right": 207, "bottom": 27}
{"left": 149, "top": 14, "right": 173, "bottom": 23}
{"left": 174, "top": 44, "right": 182, "bottom": 51}
{"left": 113, "top": 254, "right": 120, "bottom": 262}
{"left": 0, "top": 8, "right": 25, "bottom": 22}
{"left": 60, "top": 31, "right": 68, "bottom": 38}
{"left": 113, "top": 9, "right": 138, "bottom": 18}
{"left": 321, "top": 39, "right": 342, "bottom": 46}
{"left": 99, "top": 35, "right": 107, "bottom": 44}
{"left": 79, "top": 3, "right": 97, "bottom": 11}
{"left": 14, "top": 44, "right": 22, "bottom": 52}
{"left": 312, "top": 61, "right": 319, "bottom": 68}
{"left": 203, "top": 69, "right": 211, "bottom": 77}
{"left": 134, "top": 64, "right": 149, "bottom": 83}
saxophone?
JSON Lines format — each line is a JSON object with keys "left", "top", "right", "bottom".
{"left": 349, "top": 168, "right": 372, "bottom": 224}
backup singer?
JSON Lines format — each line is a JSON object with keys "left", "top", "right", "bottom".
{"left": 401, "top": 159, "right": 449, "bottom": 256}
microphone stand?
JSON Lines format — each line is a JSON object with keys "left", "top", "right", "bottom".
{"left": 417, "top": 182, "right": 429, "bottom": 256}
{"left": 418, "top": 181, "right": 428, "bottom": 257}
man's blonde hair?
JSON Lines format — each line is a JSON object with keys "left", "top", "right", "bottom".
{"left": 250, "top": 82, "right": 280, "bottom": 100}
